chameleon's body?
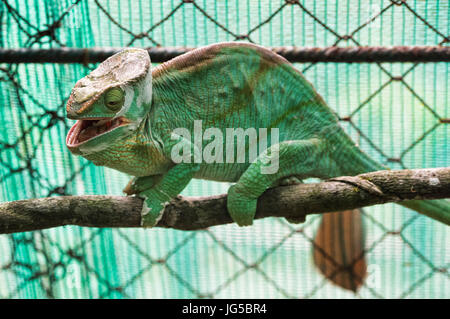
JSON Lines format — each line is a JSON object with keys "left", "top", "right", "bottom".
{"left": 66, "top": 42, "right": 449, "bottom": 291}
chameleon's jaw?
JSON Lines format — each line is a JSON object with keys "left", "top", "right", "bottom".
{"left": 66, "top": 116, "right": 130, "bottom": 149}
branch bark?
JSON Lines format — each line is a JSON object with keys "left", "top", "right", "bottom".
{"left": 0, "top": 167, "right": 449, "bottom": 234}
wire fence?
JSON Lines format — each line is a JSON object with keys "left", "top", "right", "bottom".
{"left": 0, "top": 0, "right": 449, "bottom": 298}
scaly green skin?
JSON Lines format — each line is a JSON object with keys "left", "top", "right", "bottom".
{"left": 66, "top": 42, "right": 450, "bottom": 227}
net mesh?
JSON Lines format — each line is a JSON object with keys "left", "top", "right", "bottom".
{"left": 0, "top": 0, "right": 449, "bottom": 298}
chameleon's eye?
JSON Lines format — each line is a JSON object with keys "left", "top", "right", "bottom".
{"left": 104, "top": 87, "right": 124, "bottom": 111}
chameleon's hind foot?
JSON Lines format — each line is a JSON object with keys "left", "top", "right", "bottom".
{"left": 227, "top": 185, "right": 257, "bottom": 226}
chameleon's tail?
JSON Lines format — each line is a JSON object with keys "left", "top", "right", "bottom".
{"left": 313, "top": 209, "right": 367, "bottom": 292}
{"left": 338, "top": 139, "right": 450, "bottom": 226}
{"left": 313, "top": 138, "right": 449, "bottom": 292}
{"left": 399, "top": 200, "right": 450, "bottom": 225}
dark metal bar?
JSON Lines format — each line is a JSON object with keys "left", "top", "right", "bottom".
{"left": 0, "top": 46, "right": 449, "bottom": 64}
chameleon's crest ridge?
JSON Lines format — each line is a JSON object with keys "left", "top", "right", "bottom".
{"left": 66, "top": 48, "right": 151, "bottom": 117}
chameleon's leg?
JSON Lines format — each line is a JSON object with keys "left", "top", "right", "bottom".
{"left": 138, "top": 135, "right": 200, "bottom": 227}
{"left": 227, "top": 138, "right": 332, "bottom": 226}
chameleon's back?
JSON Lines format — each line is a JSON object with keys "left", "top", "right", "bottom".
{"left": 150, "top": 42, "right": 345, "bottom": 181}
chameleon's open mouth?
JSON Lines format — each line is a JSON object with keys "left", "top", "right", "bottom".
{"left": 66, "top": 117, "right": 130, "bottom": 147}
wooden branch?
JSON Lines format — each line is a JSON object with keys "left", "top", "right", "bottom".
{"left": 0, "top": 167, "right": 449, "bottom": 234}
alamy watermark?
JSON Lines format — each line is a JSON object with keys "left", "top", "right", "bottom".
{"left": 170, "top": 120, "right": 280, "bottom": 174}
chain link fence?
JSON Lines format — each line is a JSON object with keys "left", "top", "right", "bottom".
{"left": 0, "top": 0, "right": 449, "bottom": 298}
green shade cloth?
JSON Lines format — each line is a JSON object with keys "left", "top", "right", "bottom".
{"left": 0, "top": 0, "right": 448, "bottom": 298}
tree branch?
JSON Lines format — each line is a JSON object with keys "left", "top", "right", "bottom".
{"left": 1, "top": 168, "right": 449, "bottom": 234}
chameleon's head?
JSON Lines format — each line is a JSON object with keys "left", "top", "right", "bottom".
{"left": 66, "top": 48, "right": 152, "bottom": 155}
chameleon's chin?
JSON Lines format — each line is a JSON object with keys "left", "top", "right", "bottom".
{"left": 66, "top": 116, "right": 131, "bottom": 154}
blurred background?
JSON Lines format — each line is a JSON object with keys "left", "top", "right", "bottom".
{"left": 0, "top": 0, "right": 449, "bottom": 298}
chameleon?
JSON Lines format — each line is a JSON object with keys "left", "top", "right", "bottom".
{"left": 66, "top": 43, "right": 449, "bottom": 288}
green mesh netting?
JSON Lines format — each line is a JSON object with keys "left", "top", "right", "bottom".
{"left": 0, "top": 0, "right": 449, "bottom": 298}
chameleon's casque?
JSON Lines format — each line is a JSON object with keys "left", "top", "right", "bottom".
{"left": 66, "top": 48, "right": 152, "bottom": 156}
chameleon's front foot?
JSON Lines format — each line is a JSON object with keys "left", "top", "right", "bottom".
{"left": 227, "top": 185, "right": 258, "bottom": 226}
{"left": 123, "top": 176, "right": 169, "bottom": 227}
{"left": 139, "top": 190, "right": 170, "bottom": 227}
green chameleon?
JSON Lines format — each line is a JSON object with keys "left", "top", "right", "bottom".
{"left": 66, "top": 42, "right": 450, "bottom": 230}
